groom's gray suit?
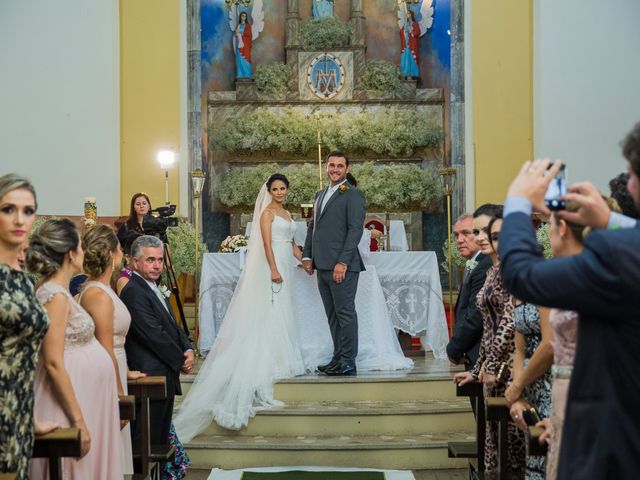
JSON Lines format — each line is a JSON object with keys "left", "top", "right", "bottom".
{"left": 303, "top": 181, "right": 366, "bottom": 366}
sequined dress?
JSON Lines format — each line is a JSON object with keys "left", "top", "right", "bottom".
{"left": 30, "top": 282, "right": 122, "bottom": 479}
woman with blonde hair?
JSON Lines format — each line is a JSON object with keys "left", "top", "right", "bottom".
{"left": 0, "top": 174, "right": 50, "bottom": 480}
{"left": 79, "top": 225, "right": 145, "bottom": 475}
{"left": 27, "top": 219, "right": 122, "bottom": 479}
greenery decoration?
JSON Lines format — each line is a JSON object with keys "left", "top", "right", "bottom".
{"left": 361, "top": 60, "right": 401, "bottom": 93}
{"left": 536, "top": 222, "right": 553, "bottom": 259}
{"left": 441, "top": 237, "right": 468, "bottom": 273}
{"left": 216, "top": 162, "right": 441, "bottom": 212}
{"left": 166, "top": 219, "right": 208, "bottom": 277}
{"left": 211, "top": 108, "right": 443, "bottom": 157}
{"left": 254, "top": 63, "right": 290, "bottom": 97}
{"left": 301, "top": 17, "right": 351, "bottom": 51}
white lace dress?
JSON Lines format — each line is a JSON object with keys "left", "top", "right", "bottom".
{"left": 174, "top": 215, "right": 306, "bottom": 438}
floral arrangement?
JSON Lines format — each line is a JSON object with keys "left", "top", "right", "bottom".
{"left": 536, "top": 222, "right": 553, "bottom": 259}
{"left": 83, "top": 197, "right": 97, "bottom": 228}
{"left": 165, "top": 219, "right": 208, "bottom": 277}
{"left": 441, "top": 236, "right": 468, "bottom": 273}
{"left": 360, "top": 60, "right": 401, "bottom": 93}
{"left": 216, "top": 162, "right": 441, "bottom": 212}
{"left": 219, "top": 235, "right": 249, "bottom": 253}
{"left": 211, "top": 108, "right": 443, "bottom": 158}
{"left": 254, "top": 62, "right": 290, "bottom": 97}
{"left": 301, "top": 17, "right": 352, "bottom": 51}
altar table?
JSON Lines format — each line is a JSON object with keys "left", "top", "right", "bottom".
{"left": 198, "top": 251, "right": 448, "bottom": 357}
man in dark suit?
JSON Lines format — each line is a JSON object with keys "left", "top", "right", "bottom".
{"left": 499, "top": 122, "right": 640, "bottom": 480}
{"left": 447, "top": 206, "right": 499, "bottom": 369}
{"left": 121, "top": 235, "right": 194, "bottom": 447}
{"left": 302, "top": 151, "right": 366, "bottom": 376}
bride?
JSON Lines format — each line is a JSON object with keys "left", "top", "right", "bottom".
{"left": 174, "top": 173, "right": 306, "bottom": 438}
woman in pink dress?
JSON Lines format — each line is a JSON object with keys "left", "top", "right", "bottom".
{"left": 78, "top": 225, "right": 145, "bottom": 476}
{"left": 26, "top": 219, "right": 122, "bottom": 480}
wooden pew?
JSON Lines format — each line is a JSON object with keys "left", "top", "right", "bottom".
{"left": 448, "top": 381, "right": 486, "bottom": 477}
{"left": 485, "top": 397, "right": 510, "bottom": 480}
{"left": 32, "top": 428, "right": 82, "bottom": 480}
{"left": 127, "top": 376, "right": 172, "bottom": 480}
{"left": 0, "top": 473, "right": 16, "bottom": 480}
{"left": 527, "top": 426, "right": 548, "bottom": 457}
{"left": 120, "top": 394, "right": 136, "bottom": 423}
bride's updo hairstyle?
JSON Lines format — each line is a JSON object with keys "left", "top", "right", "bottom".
{"left": 82, "top": 225, "right": 119, "bottom": 277}
{"left": 26, "top": 219, "right": 79, "bottom": 277}
{"left": 266, "top": 173, "right": 289, "bottom": 190}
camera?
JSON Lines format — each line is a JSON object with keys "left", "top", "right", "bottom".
{"left": 142, "top": 204, "right": 179, "bottom": 241}
{"left": 545, "top": 163, "right": 567, "bottom": 211}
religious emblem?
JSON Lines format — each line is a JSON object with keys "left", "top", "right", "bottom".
{"left": 226, "top": 0, "right": 264, "bottom": 79}
{"left": 396, "top": 0, "right": 434, "bottom": 79}
{"left": 306, "top": 53, "right": 346, "bottom": 100}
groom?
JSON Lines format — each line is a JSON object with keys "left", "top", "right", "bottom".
{"left": 302, "top": 151, "right": 366, "bottom": 376}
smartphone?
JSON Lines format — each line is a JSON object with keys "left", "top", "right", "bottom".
{"left": 522, "top": 407, "right": 542, "bottom": 426}
{"left": 545, "top": 164, "right": 567, "bottom": 211}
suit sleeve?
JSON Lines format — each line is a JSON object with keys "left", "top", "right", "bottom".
{"left": 338, "top": 189, "right": 366, "bottom": 266}
{"left": 302, "top": 192, "right": 320, "bottom": 259}
{"left": 446, "top": 260, "right": 491, "bottom": 361}
{"left": 121, "top": 286, "right": 185, "bottom": 371}
{"left": 500, "top": 212, "right": 623, "bottom": 317}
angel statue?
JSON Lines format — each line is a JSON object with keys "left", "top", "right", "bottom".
{"left": 312, "top": 0, "right": 333, "bottom": 18}
{"left": 397, "top": 0, "right": 434, "bottom": 79}
{"left": 229, "top": 2, "right": 264, "bottom": 79}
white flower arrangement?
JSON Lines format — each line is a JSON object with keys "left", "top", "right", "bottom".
{"left": 158, "top": 285, "right": 171, "bottom": 298}
{"left": 219, "top": 235, "right": 249, "bottom": 253}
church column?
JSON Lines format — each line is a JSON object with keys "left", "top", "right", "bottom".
{"left": 450, "top": 0, "right": 465, "bottom": 219}
{"left": 187, "top": 0, "right": 202, "bottom": 223}
{"left": 349, "top": 0, "right": 366, "bottom": 85}
{"left": 286, "top": 0, "right": 301, "bottom": 99}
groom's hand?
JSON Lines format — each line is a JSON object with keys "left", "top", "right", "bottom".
{"left": 302, "top": 259, "right": 314, "bottom": 275}
{"left": 333, "top": 263, "right": 347, "bottom": 284}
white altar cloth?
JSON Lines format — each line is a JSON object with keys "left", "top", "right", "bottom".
{"left": 245, "top": 220, "right": 409, "bottom": 251}
{"left": 198, "top": 251, "right": 447, "bottom": 358}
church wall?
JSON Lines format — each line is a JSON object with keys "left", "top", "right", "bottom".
{"left": 533, "top": 0, "right": 640, "bottom": 193}
{"left": 120, "top": 0, "right": 185, "bottom": 215}
{"left": 0, "top": 0, "right": 120, "bottom": 215}
{"left": 471, "top": 0, "right": 534, "bottom": 206}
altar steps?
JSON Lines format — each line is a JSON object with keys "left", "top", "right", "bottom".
{"left": 176, "top": 357, "right": 475, "bottom": 471}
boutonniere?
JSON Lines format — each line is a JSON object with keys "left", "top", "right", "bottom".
{"left": 338, "top": 184, "right": 350, "bottom": 194}
{"left": 465, "top": 259, "right": 479, "bottom": 272}
{"left": 158, "top": 285, "right": 171, "bottom": 298}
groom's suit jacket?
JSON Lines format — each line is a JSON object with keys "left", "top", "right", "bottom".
{"left": 121, "top": 273, "right": 192, "bottom": 397}
{"left": 303, "top": 182, "right": 366, "bottom": 272}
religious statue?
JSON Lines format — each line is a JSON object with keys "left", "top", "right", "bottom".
{"left": 228, "top": 1, "right": 264, "bottom": 79}
{"left": 312, "top": 0, "right": 333, "bottom": 18}
{"left": 396, "top": 0, "right": 434, "bottom": 79}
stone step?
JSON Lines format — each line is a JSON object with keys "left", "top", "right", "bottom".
{"left": 179, "top": 362, "right": 459, "bottom": 403}
{"left": 185, "top": 433, "right": 473, "bottom": 470}
{"left": 175, "top": 398, "right": 473, "bottom": 437}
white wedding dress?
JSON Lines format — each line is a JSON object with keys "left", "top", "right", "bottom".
{"left": 174, "top": 185, "right": 306, "bottom": 438}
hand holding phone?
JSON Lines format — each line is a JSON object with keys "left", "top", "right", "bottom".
{"left": 522, "top": 407, "right": 542, "bottom": 426}
{"left": 545, "top": 164, "right": 567, "bottom": 211}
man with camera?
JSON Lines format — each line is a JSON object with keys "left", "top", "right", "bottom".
{"left": 498, "top": 122, "right": 640, "bottom": 480}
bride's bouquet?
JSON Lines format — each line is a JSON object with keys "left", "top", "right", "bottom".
{"left": 219, "top": 234, "right": 248, "bottom": 253}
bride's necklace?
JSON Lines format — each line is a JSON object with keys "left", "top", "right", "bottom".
{"left": 271, "top": 282, "right": 283, "bottom": 304}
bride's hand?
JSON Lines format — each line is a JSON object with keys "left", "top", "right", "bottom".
{"left": 271, "top": 271, "right": 283, "bottom": 283}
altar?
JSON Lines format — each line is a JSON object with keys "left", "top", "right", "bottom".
{"left": 198, "top": 251, "right": 448, "bottom": 358}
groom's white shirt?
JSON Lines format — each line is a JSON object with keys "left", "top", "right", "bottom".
{"left": 320, "top": 179, "right": 347, "bottom": 213}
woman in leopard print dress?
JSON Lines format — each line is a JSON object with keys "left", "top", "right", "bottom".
{"left": 455, "top": 213, "right": 526, "bottom": 478}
